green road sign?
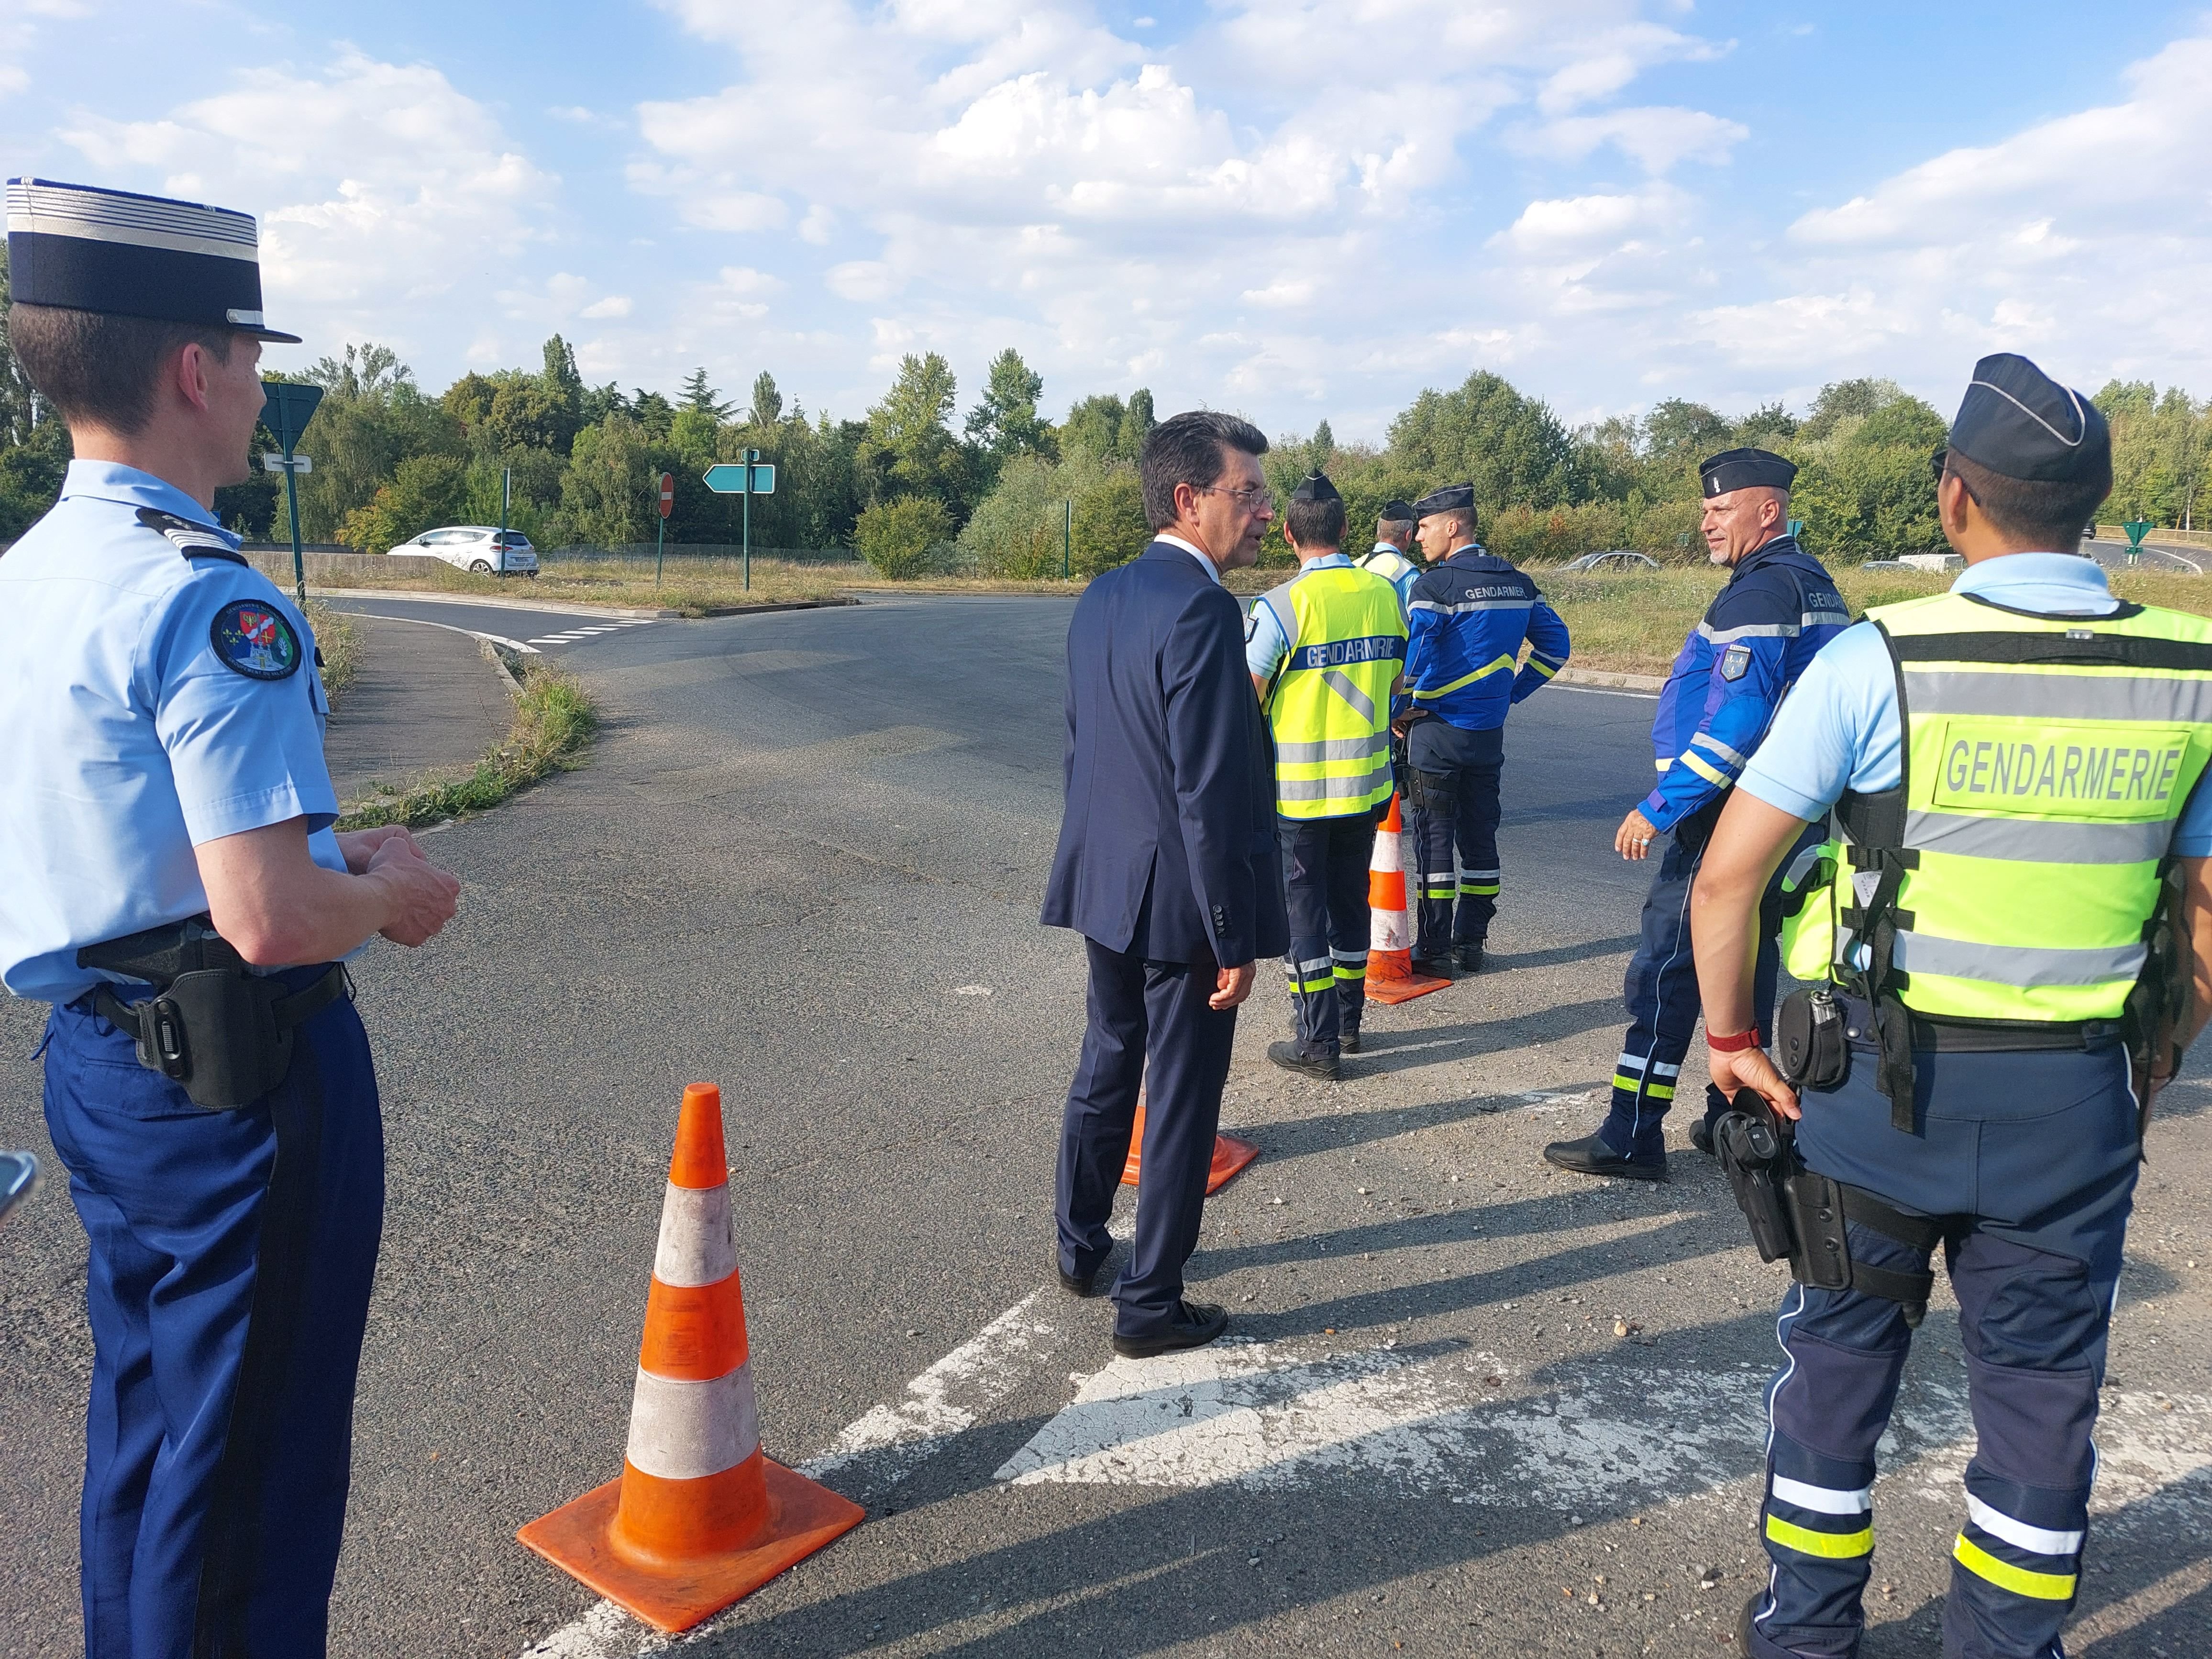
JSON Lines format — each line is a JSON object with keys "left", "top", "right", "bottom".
{"left": 702, "top": 463, "right": 775, "bottom": 495}
{"left": 260, "top": 381, "right": 323, "bottom": 453}
{"left": 258, "top": 382, "right": 325, "bottom": 603}
{"left": 2124, "top": 520, "right": 2153, "bottom": 549}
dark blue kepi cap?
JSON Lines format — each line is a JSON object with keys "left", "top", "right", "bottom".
{"left": 5, "top": 177, "right": 299, "bottom": 343}
{"left": 1413, "top": 482, "right": 1476, "bottom": 518}
{"left": 1700, "top": 448, "right": 1797, "bottom": 498}
{"left": 1948, "top": 353, "right": 2108, "bottom": 483}
{"left": 1380, "top": 498, "right": 1416, "bottom": 522}
{"left": 1292, "top": 469, "right": 1340, "bottom": 504}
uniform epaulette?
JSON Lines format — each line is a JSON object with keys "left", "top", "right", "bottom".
{"left": 136, "top": 506, "right": 245, "bottom": 565}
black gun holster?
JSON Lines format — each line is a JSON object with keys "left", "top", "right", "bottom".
{"left": 1713, "top": 1092, "right": 1942, "bottom": 1327}
{"left": 78, "top": 917, "right": 347, "bottom": 1110}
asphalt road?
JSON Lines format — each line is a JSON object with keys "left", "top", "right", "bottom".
{"left": 2, "top": 596, "right": 2207, "bottom": 1658}
{"left": 319, "top": 592, "right": 672, "bottom": 654}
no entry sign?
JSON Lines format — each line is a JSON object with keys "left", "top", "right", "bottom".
{"left": 658, "top": 472, "right": 675, "bottom": 519}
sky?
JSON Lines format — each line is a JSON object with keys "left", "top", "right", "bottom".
{"left": 5, "top": 0, "right": 2209, "bottom": 442}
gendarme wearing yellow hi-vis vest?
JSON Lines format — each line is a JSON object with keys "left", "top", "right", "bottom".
{"left": 1245, "top": 470, "right": 1407, "bottom": 1082}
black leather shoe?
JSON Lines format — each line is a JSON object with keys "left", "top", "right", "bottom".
{"left": 1339, "top": 1026, "right": 1361, "bottom": 1055}
{"left": 1056, "top": 1253, "right": 1110, "bottom": 1297}
{"left": 1453, "top": 943, "right": 1485, "bottom": 973}
{"left": 1542, "top": 1131, "right": 1667, "bottom": 1182}
{"left": 1737, "top": 1595, "right": 1762, "bottom": 1656}
{"left": 1268, "top": 1040, "right": 1339, "bottom": 1082}
{"left": 1689, "top": 1117, "right": 1717, "bottom": 1156}
{"left": 1112, "top": 1300, "right": 1229, "bottom": 1359}
{"left": 1409, "top": 956, "right": 1454, "bottom": 980}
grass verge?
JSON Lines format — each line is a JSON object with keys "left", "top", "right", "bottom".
{"left": 302, "top": 599, "right": 363, "bottom": 705}
{"left": 336, "top": 660, "right": 599, "bottom": 831}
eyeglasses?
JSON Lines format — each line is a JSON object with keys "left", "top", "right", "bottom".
{"left": 1199, "top": 484, "right": 1275, "bottom": 511}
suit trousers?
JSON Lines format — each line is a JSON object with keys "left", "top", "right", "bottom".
{"left": 1055, "top": 937, "right": 1238, "bottom": 1337}
{"left": 1279, "top": 809, "right": 1380, "bottom": 1059}
{"left": 43, "top": 971, "right": 384, "bottom": 1659}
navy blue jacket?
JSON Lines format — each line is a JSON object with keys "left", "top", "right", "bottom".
{"left": 1403, "top": 546, "right": 1571, "bottom": 730}
{"left": 1042, "top": 542, "right": 1289, "bottom": 967}
{"left": 1643, "top": 534, "right": 1847, "bottom": 833}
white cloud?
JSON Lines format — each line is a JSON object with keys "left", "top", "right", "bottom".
{"left": 580, "top": 294, "right": 633, "bottom": 319}
{"left": 1518, "top": 106, "right": 1748, "bottom": 174}
{"left": 58, "top": 49, "right": 557, "bottom": 362}
{"left": 827, "top": 260, "right": 900, "bottom": 302}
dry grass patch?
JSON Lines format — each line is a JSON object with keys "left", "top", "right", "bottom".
{"left": 336, "top": 661, "right": 598, "bottom": 831}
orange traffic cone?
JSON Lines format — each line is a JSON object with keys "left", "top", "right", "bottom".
{"left": 1120, "top": 1087, "right": 1259, "bottom": 1195}
{"left": 518, "top": 1083, "right": 862, "bottom": 1633}
{"left": 1364, "top": 794, "right": 1449, "bottom": 1005}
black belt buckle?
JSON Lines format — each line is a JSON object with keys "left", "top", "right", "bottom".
{"left": 146, "top": 995, "right": 191, "bottom": 1081}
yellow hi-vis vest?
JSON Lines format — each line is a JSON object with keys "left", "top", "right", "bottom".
{"left": 1255, "top": 562, "right": 1407, "bottom": 820}
{"left": 1781, "top": 588, "right": 2212, "bottom": 1025}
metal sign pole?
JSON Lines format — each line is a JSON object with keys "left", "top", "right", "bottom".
{"left": 1063, "top": 498, "right": 1072, "bottom": 579}
{"left": 284, "top": 458, "right": 306, "bottom": 604}
{"left": 743, "top": 447, "right": 756, "bottom": 593}
{"left": 498, "top": 465, "right": 511, "bottom": 575}
{"left": 655, "top": 512, "right": 666, "bottom": 588}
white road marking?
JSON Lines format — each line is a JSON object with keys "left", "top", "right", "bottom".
{"left": 356, "top": 615, "right": 541, "bottom": 654}
{"left": 1553, "top": 684, "right": 1661, "bottom": 702}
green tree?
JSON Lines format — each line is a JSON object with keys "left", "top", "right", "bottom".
{"left": 1800, "top": 378, "right": 1905, "bottom": 444}
{"left": 1386, "top": 371, "right": 1579, "bottom": 510}
{"left": 749, "top": 371, "right": 784, "bottom": 427}
{"left": 1061, "top": 394, "right": 1126, "bottom": 466}
{"left": 854, "top": 494, "right": 951, "bottom": 577}
{"left": 1121, "top": 388, "right": 1156, "bottom": 462}
{"left": 558, "top": 415, "right": 658, "bottom": 546}
{"left": 540, "top": 334, "right": 584, "bottom": 452}
{"left": 965, "top": 348, "right": 1055, "bottom": 471}
{"left": 1071, "top": 467, "right": 1150, "bottom": 575}
{"left": 339, "top": 453, "right": 469, "bottom": 552}
{"left": 680, "top": 367, "right": 733, "bottom": 420}
{"left": 291, "top": 344, "right": 462, "bottom": 541}
{"left": 2098, "top": 381, "right": 2210, "bottom": 530}
{"left": 859, "top": 353, "right": 965, "bottom": 513}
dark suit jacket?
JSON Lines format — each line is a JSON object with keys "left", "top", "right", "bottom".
{"left": 1041, "top": 541, "right": 1288, "bottom": 967}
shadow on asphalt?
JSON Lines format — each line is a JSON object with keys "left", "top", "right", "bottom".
{"left": 1475, "top": 935, "right": 1641, "bottom": 973}
{"left": 689, "top": 1317, "right": 2210, "bottom": 1659}
{"left": 1334, "top": 995, "right": 1626, "bottom": 1077}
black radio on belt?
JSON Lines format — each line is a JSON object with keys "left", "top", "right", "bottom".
{"left": 77, "top": 916, "right": 346, "bottom": 1110}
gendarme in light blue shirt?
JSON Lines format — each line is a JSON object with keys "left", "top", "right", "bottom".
{"left": 0, "top": 461, "right": 345, "bottom": 1003}
{"left": 1738, "top": 552, "right": 2212, "bottom": 856}
{"left": 1245, "top": 551, "right": 1354, "bottom": 680}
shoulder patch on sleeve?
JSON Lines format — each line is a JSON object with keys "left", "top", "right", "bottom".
{"left": 1720, "top": 642, "right": 1752, "bottom": 681}
{"left": 138, "top": 506, "right": 244, "bottom": 564}
{"left": 210, "top": 600, "right": 304, "bottom": 680}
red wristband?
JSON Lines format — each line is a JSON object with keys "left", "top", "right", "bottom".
{"left": 1707, "top": 1027, "right": 1762, "bottom": 1052}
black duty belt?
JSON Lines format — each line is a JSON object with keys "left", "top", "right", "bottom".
{"left": 1835, "top": 995, "right": 2120, "bottom": 1054}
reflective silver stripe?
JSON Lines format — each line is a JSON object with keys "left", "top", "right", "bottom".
{"left": 1903, "top": 668, "right": 2212, "bottom": 724}
{"left": 1277, "top": 761, "right": 1393, "bottom": 801}
{"left": 1699, "top": 621, "right": 1798, "bottom": 642}
{"left": 1965, "top": 1494, "right": 2083, "bottom": 1557}
{"left": 1409, "top": 597, "right": 1536, "bottom": 615}
{"left": 1693, "top": 732, "right": 1750, "bottom": 766}
{"left": 1292, "top": 954, "right": 1332, "bottom": 974}
{"left": 624, "top": 1361, "right": 760, "bottom": 1481}
{"left": 1322, "top": 669, "right": 1377, "bottom": 723}
{"left": 1892, "top": 930, "right": 2146, "bottom": 987}
{"left": 1330, "top": 947, "right": 1368, "bottom": 963}
{"left": 1782, "top": 841, "right": 1826, "bottom": 886}
{"left": 1803, "top": 610, "right": 1852, "bottom": 630}
{"left": 1276, "top": 734, "right": 1388, "bottom": 763}
{"left": 1771, "top": 1475, "right": 1871, "bottom": 1516}
{"left": 1905, "top": 810, "right": 2175, "bottom": 864}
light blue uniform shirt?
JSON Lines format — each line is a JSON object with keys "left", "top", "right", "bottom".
{"left": 0, "top": 461, "right": 345, "bottom": 1003}
{"left": 1245, "top": 551, "right": 1355, "bottom": 680}
{"left": 1738, "top": 553, "right": 2212, "bottom": 856}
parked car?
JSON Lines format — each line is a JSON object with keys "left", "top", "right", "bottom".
{"left": 389, "top": 526, "right": 539, "bottom": 576}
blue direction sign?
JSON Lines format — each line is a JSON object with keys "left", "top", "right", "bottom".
{"left": 703, "top": 463, "right": 775, "bottom": 495}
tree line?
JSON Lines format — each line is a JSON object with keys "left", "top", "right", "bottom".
{"left": 2, "top": 245, "right": 2206, "bottom": 568}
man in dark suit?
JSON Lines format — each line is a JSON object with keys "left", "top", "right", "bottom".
{"left": 1042, "top": 409, "right": 1289, "bottom": 1359}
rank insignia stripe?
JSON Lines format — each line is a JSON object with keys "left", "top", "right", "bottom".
{"left": 210, "top": 601, "right": 302, "bottom": 681}
{"left": 137, "top": 505, "right": 242, "bottom": 562}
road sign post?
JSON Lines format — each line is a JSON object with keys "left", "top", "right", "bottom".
{"left": 2124, "top": 520, "right": 2152, "bottom": 565}
{"left": 654, "top": 472, "right": 675, "bottom": 588}
{"left": 702, "top": 456, "right": 775, "bottom": 593}
{"left": 260, "top": 382, "right": 325, "bottom": 603}
{"left": 498, "top": 465, "right": 512, "bottom": 578}
{"left": 1063, "top": 498, "right": 1072, "bottom": 579}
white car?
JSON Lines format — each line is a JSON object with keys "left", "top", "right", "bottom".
{"left": 390, "top": 525, "right": 539, "bottom": 576}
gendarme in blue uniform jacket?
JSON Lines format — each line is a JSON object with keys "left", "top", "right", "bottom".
{"left": 1603, "top": 531, "right": 1845, "bottom": 1161}
{"left": 1401, "top": 541, "right": 1570, "bottom": 961}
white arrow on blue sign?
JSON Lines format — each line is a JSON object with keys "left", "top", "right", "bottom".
{"left": 702, "top": 463, "right": 775, "bottom": 495}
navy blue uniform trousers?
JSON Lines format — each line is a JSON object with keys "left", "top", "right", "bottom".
{"left": 43, "top": 970, "right": 383, "bottom": 1659}
{"left": 1748, "top": 1027, "right": 2138, "bottom": 1659}
{"left": 1055, "top": 938, "right": 1237, "bottom": 1338}
{"left": 1604, "top": 817, "right": 1822, "bottom": 1160}
{"left": 1408, "top": 720, "right": 1503, "bottom": 958}
{"left": 1278, "top": 810, "right": 1380, "bottom": 1060}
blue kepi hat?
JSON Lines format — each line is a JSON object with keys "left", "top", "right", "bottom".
{"left": 5, "top": 177, "right": 299, "bottom": 342}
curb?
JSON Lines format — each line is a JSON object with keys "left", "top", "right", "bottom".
{"left": 1556, "top": 666, "right": 1665, "bottom": 691}
{"left": 310, "top": 587, "right": 681, "bottom": 620}
{"left": 695, "top": 597, "right": 862, "bottom": 618}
